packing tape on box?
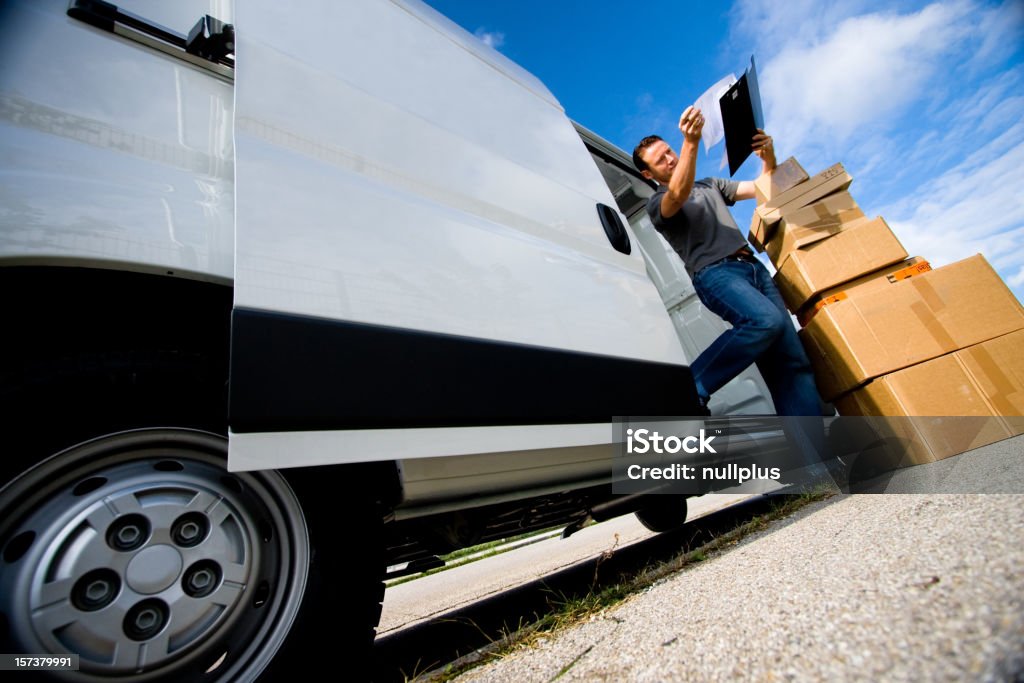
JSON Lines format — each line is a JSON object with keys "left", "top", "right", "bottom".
{"left": 910, "top": 276, "right": 960, "bottom": 350}
{"left": 804, "top": 260, "right": 932, "bottom": 321}
{"left": 962, "top": 345, "right": 1018, "bottom": 416}
{"left": 912, "top": 277, "right": 946, "bottom": 312}
{"left": 887, "top": 260, "right": 932, "bottom": 282}
{"left": 807, "top": 200, "right": 866, "bottom": 229}
{"left": 798, "top": 202, "right": 846, "bottom": 230}
{"left": 813, "top": 292, "right": 848, "bottom": 311}
{"left": 910, "top": 301, "right": 958, "bottom": 352}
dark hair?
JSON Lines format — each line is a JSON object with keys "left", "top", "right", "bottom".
{"left": 632, "top": 135, "right": 663, "bottom": 172}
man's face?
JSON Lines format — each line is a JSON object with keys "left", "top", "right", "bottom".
{"left": 640, "top": 140, "right": 677, "bottom": 184}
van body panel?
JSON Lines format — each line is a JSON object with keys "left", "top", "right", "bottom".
{"left": 0, "top": 1, "right": 235, "bottom": 280}
{"left": 229, "top": 0, "right": 697, "bottom": 468}
{"left": 231, "top": 0, "right": 681, "bottom": 361}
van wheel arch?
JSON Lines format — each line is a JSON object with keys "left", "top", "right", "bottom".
{"left": 0, "top": 272, "right": 390, "bottom": 679}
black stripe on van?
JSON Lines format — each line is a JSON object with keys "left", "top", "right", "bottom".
{"left": 229, "top": 308, "right": 699, "bottom": 433}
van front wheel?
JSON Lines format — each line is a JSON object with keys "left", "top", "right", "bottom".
{"left": 0, "top": 429, "right": 316, "bottom": 681}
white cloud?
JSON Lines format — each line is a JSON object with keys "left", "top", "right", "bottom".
{"left": 762, "top": 3, "right": 977, "bottom": 151}
{"left": 883, "top": 128, "right": 1024, "bottom": 276}
{"left": 731, "top": 0, "right": 876, "bottom": 55}
{"left": 967, "top": 0, "right": 1024, "bottom": 73}
{"left": 729, "top": 0, "right": 1024, "bottom": 302}
{"left": 473, "top": 27, "right": 505, "bottom": 50}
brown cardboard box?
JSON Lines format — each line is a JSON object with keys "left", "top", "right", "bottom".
{"left": 834, "top": 329, "right": 1024, "bottom": 462}
{"left": 774, "top": 216, "right": 908, "bottom": 313}
{"left": 748, "top": 210, "right": 776, "bottom": 254}
{"left": 766, "top": 191, "right": 867, "bottom": 267}
{"left": 749, "top": 208, "right": 778, "bottom": 253}
{"left": 958, "top": 328, "right": 1024, "bottom": 420}
{"left": 749, "top": 162, "right": 854, "bottom": 249}
{"left": 800, "top": 254, "right": 1024, "bottom": 401}
{"left": 749, "top": 162, "right": 851, "bottom": 252}
{"left": 762, "top": 162, "right": 852, "bottom": 212}
{"left": 797, "top": 257, "right": 932, "bottom": 327}
{"left": 754, "top": 156, "right": 809, "bottom": 205}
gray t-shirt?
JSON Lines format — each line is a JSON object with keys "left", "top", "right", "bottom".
{"left": 646, "top": 177, "right": 747, "bottom": 279}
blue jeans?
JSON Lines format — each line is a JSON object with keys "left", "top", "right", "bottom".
{"left": 691, "top": 258, "right": 821, "bottom": 417}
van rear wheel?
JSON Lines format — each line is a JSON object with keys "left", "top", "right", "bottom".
{"left": 634, "top": 495, "right": 688, "bottom": 533}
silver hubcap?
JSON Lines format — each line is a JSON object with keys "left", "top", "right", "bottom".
{"left": 0, "top": 430, "right": 309, "bottom": 680}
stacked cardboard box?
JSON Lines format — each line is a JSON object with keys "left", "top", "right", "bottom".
{"left": 751, "top": 157, "right": 1024, "bottom": 463}
{"left": 795, "top": 257, "right": 932, "bottom": 327}
{"left": 834, "top": 329, "right": 1024, "bottom": 462}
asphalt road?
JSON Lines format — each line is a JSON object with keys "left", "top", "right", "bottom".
{"left": 448, "top": 435, "right": 1024, "bottom": 682}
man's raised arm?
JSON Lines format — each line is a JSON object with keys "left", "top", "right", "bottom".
{"left": 661, "top": 106, "right": 705, "bottom": 218}
{"left": 735, "top": 129, "right": 777, "bottom": 201}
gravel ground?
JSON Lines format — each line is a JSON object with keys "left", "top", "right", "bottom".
{"left": 452, "top": 494, "right": 1024, "bottom": 682}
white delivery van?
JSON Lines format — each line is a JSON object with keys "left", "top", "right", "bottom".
{"left": 0, "top": 1, "right": 776, "bottom": 680}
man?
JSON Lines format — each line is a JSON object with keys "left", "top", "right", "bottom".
{"left": 632, "top": 107, "right": 821, "bottom": 418}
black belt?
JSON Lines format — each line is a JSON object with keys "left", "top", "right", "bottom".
{"left": 698, "top": 250, "right": 758, "bottom": 275}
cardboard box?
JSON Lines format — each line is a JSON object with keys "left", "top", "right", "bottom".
{"left": 800, "top": 254, "right": 1024, "bottom": 401}
{"left": 762, "top": 162, "right": 852, "bottom": 211}
{"left": 754, "top": 156, "right": 809, "bottom": 205}
{"left": 958, "top": 327, "right": 1024, "bottom": 420}
{"left": 797, "top": 257, "right": 931, "bottom": 327}
{"left": 748, "top": 209, "right": 776, "bottom": 254}
{"left": 834, "top": 329, "right": 1024, "bottom": 462}
{"left": 774, "top": 216, "right": 908, "bottom": 313}
{"left": 748, "top": 162, "right": 851, "bottom": 252}
{"left": 765, "top": 191, "right": 867, "bottom": 267}
{"left": 749, "top": 162, "right": 854, "bottom": 249}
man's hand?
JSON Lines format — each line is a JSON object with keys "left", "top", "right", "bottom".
{"left": 752, "top": 129, "right": 775, "bottom": 167}
{"left": 658, "top": 107, "right": 704, "bottom": 218}
{"left": 679, "top": 106, "right": 705, "bottom": 144}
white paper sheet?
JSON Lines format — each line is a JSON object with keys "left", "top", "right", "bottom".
{"left": 693, "top": 73, "right": 737, "bottom": 154}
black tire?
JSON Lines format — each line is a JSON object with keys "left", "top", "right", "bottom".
{"left": 0, "top": 351, "right": 384, "bottom": 682}
{"left": 634, "top": 495, "right": 689, "bottom": 533}
{"left": 264, "top": 470, "right": 385, "bottom": 683}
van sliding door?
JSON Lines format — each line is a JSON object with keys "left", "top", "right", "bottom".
{"left": 229, "top": 0, "right": 695, "bottom": 470}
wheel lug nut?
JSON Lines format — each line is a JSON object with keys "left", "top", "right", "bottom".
{"left": 107, "top": 514, "right": 151, "bottom": 552}
{"left": 118, "top": 526, "right": 140, "bottom": 543}
{"left": 182, "top": 560, "right": 221, "bottom": 598}
{"left": 72, "top": 569, "right": 121, "bottom": 611}
{"left": 171, "top": 513, "right": 209, "bottom": 548}
{"left": 189, "top": 570, "right": 211, "bottom": 589}
{"left": 124, "top": 599, "right": 169, "bottom": 641}
{"left": 136, "top": 609, "right": 157, "bottom": 629}
{"left": 86, "top": 580, "right": 111, "bottom": 601}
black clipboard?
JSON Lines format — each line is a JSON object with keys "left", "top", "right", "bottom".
{"left": 720, "top": 56, "right": 764, "bottom": 176}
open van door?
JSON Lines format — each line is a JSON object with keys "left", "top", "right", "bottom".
{"left": 228, "top": 0, "right": 698, "bottom": 471}
{"left": 576, "top": 124, "right": 776, "bottom": 416}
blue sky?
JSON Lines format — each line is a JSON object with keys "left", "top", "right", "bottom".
{"left": 424, "top": 0, "right": 1024, "bottom": 302}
